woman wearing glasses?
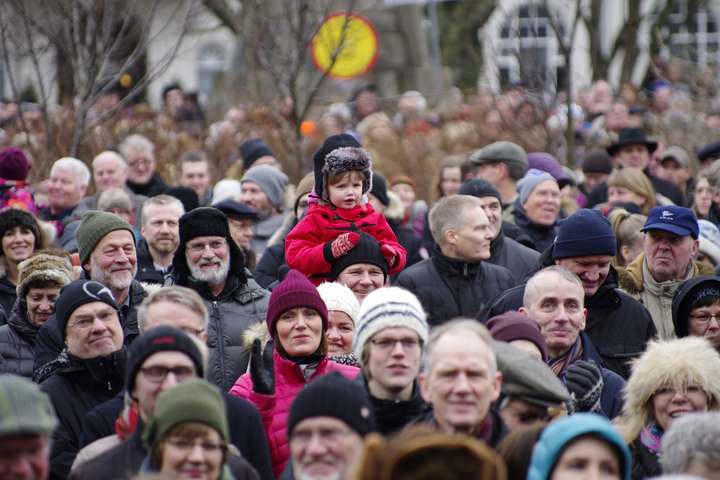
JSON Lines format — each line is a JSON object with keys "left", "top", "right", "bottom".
{"left": 230, "top": 270, "right": 359, "bottom": 478}
{"left": 141, "top": 378, "right": 257, "bottom": 480}
{"left": 672, "top": 276, "right": 720, "bottom": 349}
{"left": 614, "top": 337, "right": 720, "bottom": 479}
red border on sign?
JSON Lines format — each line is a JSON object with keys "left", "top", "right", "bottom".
{"left": 310, "top": 12, "right": 380, "bottom": 80}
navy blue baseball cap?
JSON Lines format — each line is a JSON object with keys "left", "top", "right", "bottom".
{"left": 641, "top": 206, "right": 699, "bottom": 239}
{"left": 212, "top": 199, "right": 260, "bottom": 222}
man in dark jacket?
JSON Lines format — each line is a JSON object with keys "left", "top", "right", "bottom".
{"left": 481, "top": 209, "right": 656, "bottom": 379}
{"left": 519, "top": 267, "right": 625, "bottom": 419}
{"left": 135, "top": 195, "right": 184, "bottom": 284}
{"left": 459, "top": 179, "right": 540, "bottom": 281}
{"left": 40, "top": 280, "right": 127, "bottom": 480}
{"left": 417, "top": 319, "right": 507, "bottom": 447}
{"left": 33, "top": 211, "right": 148, "bottom": 371}
{"left": 72, "top": 324, "right": 273, "bottom": 480}
{"left": 352, "top": 286, "right": 429, "bottom": 435}
{"left": 394, "top": 194, "right": 515, "bottom": 326}
{"left": 173, "top": 207, "right": 269, "bottom": 390}
{"left": 119, "top": 134, "right": 168, "bottom": 198}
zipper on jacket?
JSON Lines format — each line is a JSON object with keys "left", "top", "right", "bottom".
{"left": 213, "top": 301, "right": 227, "bottom": 389}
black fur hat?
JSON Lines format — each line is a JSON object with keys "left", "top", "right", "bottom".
{"left": 312, "top": 134, "right": 372, "bottom": 203}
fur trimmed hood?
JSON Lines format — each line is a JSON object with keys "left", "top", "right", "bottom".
{"left": 614, "top": 336, "right": 720, "bottom": 442}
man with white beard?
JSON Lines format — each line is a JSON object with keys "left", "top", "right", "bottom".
{"left": 33, "top": 211, "right": 148, "bottom": 371}
{"left": 172, "top": 207, "right": 270, "bottom": 389}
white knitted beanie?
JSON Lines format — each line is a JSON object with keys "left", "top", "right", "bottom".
{"left": 353, "top": 286, "right": 428, "bottom": 360}
{"left": 317, "top": 282, "right": 360, "bottom": 324}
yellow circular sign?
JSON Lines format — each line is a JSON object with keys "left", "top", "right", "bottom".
{"left": 311, "top": 13, "right": 379, "bottom": 79}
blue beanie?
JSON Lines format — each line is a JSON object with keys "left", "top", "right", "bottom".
{"left": 527, "top": 413, "right": 631, "bottom": 480}
{"left": 553, "top": 209, "right": 616, "bottom": 259}
{"left": 518, "top": 169, "right": 557, "bottom": 205}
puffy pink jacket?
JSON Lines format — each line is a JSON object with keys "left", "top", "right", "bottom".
{"left": 229, "top": 350, "right": 359, "bottom": 478}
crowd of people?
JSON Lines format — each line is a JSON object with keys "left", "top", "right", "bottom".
{"left": 3, "top": 78, "right": 720, "bottom": 480}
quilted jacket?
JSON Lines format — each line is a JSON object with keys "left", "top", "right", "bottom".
{"left": 229, "top": 350, "right": 358, "bottom": 477}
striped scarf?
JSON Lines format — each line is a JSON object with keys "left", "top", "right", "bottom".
{"left": 548, "top": 340, "right": 584, "bottom": 378}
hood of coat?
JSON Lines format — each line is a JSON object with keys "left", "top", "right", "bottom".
{"left": 671, "top": 275, "right": 720, "bottom": 338}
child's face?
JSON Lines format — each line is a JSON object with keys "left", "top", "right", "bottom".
{"left": 328, "top": 171, "right": 363, "bottom": 209}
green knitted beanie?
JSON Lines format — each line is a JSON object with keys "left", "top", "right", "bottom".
{"left": 142, "top": 379, "right": 229, "bottom": 452}
{"left": 76, "top": 210, "right": 135, "bottom": 266}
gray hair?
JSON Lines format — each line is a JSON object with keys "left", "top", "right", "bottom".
{"left": 523, "top": 266, "right": 584, "bottom": 309}
{"left": 97, "top": 188, "right": 132, "bottom": 213}
{"left": 140, "top": 194, "right": 185, "bottom": 226}
{"left": 92, "top": 150, "right": 127, "bottom": 170}
{"left": 661, "top": 412, "right": 720, "bottom": 474}
{"left": 137, "top": 286, "right": 208, "bottom": 333}
{"left": 118, "top": 134, "right": 154, "bottom": 159}
{"left": 428, "top": 195, "right": 484, "bottom": 245}
{"left": 51, "top": 157, "right": 90, "bottom": 186}
{"left": 422, "top": 318, "right": 497, "bottom": 374}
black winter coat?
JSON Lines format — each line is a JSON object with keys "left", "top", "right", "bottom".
{"left": 134, "top": 238, "right": 168, "bottom": 285}
{"left": 79, "top": 393, "right": 274, "bottom": 480}
{"left": 0, "top": 275, "right": 16, "bottom": 326}
{"left": 356, "top": 375, "right": 429, "bottom": 436}
{"left": 629, "top": 439, "right": 661, "bottom": 479}
{"left": 512, "top": 201, "right": 558, "bottom": 253}
{"left": 41, "top": 350, "right": 126, "bottom": 480}
{"left": 125, "top": 173, "right": 168, "bottom": 198}
{"left": 487, "top": 232, "right": 540, "bottom": 282}
{"left": 0, "top": 298, "right": 39, "bottom": 377}
{"left": 185, "top": 274, "right": 269, "bottom": 390}
{"left": 394, "top": 251, "right": 515, "bottom": 327}
{"left": 480, "top": 250, "right": 656, "bottom": 379}
{"left": 255, "top": 242, "right": 287, "bottom": 290}
{"left": 70, "top": 425, "right": 261, "bottom": 480}
{"left": 33, "top": 280, "right": 146, "bottom": 372}
{"left": 413, "top": 408, "right": 508, "bottom": 448}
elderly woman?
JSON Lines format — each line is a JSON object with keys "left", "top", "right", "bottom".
{"left": 230, "top": 270, "right": 358, "bottom": 477}
{"left": 614, "top": 337, "right": 720, "bottom": 479}
{"left": 672, "top": 276, "right": 720, "bottom": 350}
{"left": 512, "top": 169, "right": 561, "bottom": 252}
{"left": 528, "top": 413, "right": 631, "bottom": 480}
{"left": 0, "top": 250, "right": 73, "bottom": 377}
{"left": 141, "top": 378, "right": 257, "bottom": 480}
{"left": 606, "top": 167, "right": 658, "bottom": 216}
{"left": 317, "top": 281, "right": 360, "bottom": 366}
{"left": 0, "top": 208, "right": 44, "bottom": 319}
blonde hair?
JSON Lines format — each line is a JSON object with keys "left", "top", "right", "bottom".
{"left": 608, "top": 208, "right": 647, "bottom": 267}
{"left": 607, "top": 168, "right": 657, "bottom": 215}
{"left": 614, "top": 337, "right": 720, "bottom": 442}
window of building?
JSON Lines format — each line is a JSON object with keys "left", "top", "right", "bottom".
{"left": 666, "top": 1, "right": 720, "bottom": 66}
{"left": 495, "top": 2, "right": 566, "bottom": 92}
{"left": 197, "top": 42, "right": 227, "bottom": 97}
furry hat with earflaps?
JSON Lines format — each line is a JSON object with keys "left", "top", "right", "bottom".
{"left": 16, "top": 249, "right": 74, "bottom": 299}
{"left": 614, "top": 336, "right": 720, "bottom": 443}
{"left": 313, "top": 134, "right": 372, "bottom": 203}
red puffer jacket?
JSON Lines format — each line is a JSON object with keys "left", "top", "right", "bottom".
{"left": 229, "top": 350, "right": 359, "bottom": 478}
{"left": 285, "top": 203, "right": 406, "bottom": 283}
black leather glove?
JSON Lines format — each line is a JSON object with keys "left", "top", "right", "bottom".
{"left": 565, "top": 360, "right": 604, "bottom": 413}
{"left": 250, "top": 338, "right": 275, "bottom": 395}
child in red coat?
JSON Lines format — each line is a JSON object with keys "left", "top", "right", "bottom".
{"left": 286, "top": 134, "right": 406, "bottom": 284}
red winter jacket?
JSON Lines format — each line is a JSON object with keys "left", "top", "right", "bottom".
{"left": 229, "top": 350, "right": 359, "bottom": 478}
{"left": 285, "top": 203, "right": 406, "bottom": 284}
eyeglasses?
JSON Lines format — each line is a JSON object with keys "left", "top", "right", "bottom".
{"left": 165, "top": 437, "right": 227, "bottom": 456}
{"left": 186, "top": 239, "right": 227, "bottom": 255}
{"left": 370, "top": 338, "right": 420, "bottom": 351}
{"left": 128, "top": 158, "right": 153, "bottom": 168}
{"left": 689, "top": 311, "right": 720, "bottom": 325}
{"left": 291, "top": 427, "right": 353, "bottom": 447}
{"left": 139, "top": 365, "right": 195, "bottom": 383}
